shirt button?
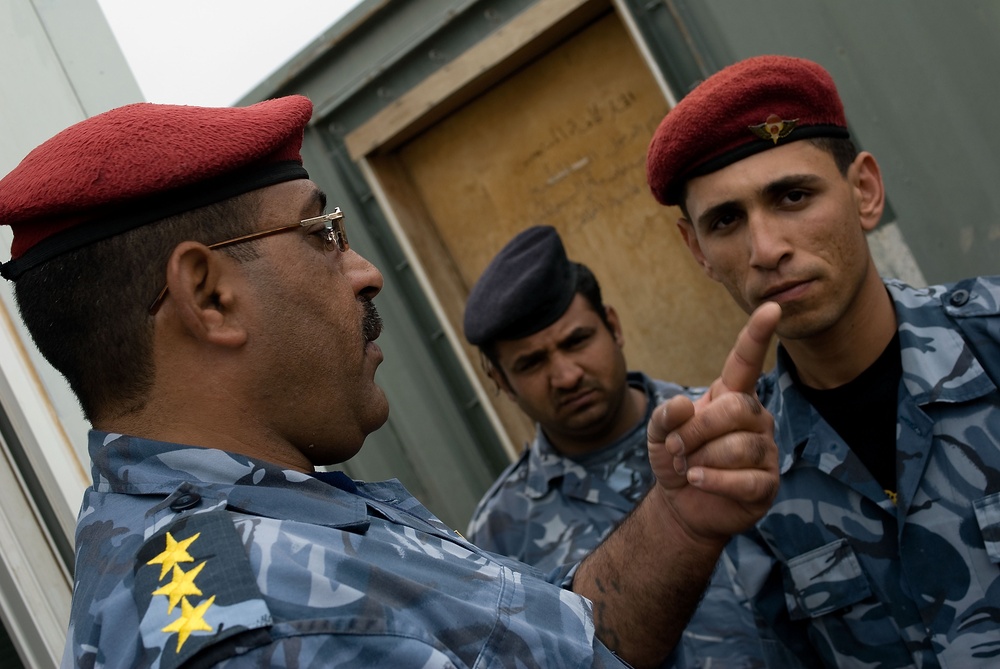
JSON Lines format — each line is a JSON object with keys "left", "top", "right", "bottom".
{"left": 170, "top": 492, "right": 202, "bottom": 511}
{"left": 949, "top": 289, "right": 970, "bottom": 306}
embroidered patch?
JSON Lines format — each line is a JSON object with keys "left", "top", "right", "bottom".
{"left": 748, "top": 114, "right": 799, "bottom": 144}
{"left": 161, "top": 594, "right": 216, "bottom": 652}
{"left": 153, "top": 561, "right": 206, "bottom": 615}
{"left": 134, "top": 510, "right": 272, "bottom": 668}
{"left": 147, "top": 531, "right": 200, "bottom": 581}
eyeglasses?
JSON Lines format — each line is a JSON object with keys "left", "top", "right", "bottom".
{"left": 147, "top": 207, "right": 348, "bottom": 315}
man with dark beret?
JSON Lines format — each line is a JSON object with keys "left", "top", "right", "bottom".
{"left": 464, "top": 225, "right": 765, "bottom": 667}
{"left": 647, "top": 54, "right": 1000, "bottom": 667}
{"left": 0, "top": 95, "right": 780, "bottom": 669}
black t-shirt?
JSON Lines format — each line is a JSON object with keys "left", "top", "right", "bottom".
{"left": 790, "top": 332, "right": 902, "bottom": 495}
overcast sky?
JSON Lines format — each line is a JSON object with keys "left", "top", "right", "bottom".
{"left": 96, "top": 0, "right": 363, "bottom": 106}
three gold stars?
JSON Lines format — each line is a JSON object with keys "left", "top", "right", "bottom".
{"left": 147, "top": 530, "right": 216, "bottom": 652}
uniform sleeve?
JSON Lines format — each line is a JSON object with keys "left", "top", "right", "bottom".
{"left": 205, "top": 627, "right": 628, "bottom": 669}
{"left": 200, "top": 631, "right": 469, "bottom": 668}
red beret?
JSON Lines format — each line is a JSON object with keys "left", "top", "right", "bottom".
{"left": 0, "top": 95, "right": 314, "bottom": 280}
{"left": 647, "top": 55, "right": 849, "bottom": 206}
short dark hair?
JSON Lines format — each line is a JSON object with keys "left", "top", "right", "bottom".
{"left": 480, "top": 262, "right": 610, "bottom": 382}
{"left": 806, "top": 136, "right": 858, "bottom": 175}
{"left": 678, "top": 136, "right": 858, "bottom": 218}
{"left": 13, "top": 191, "right": 262, "bottom": 422}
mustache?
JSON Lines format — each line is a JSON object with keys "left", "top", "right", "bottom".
{"left": 362, "top": 299, "right": 383, "bottom": 342}
{"left": 554, "top": 381, "right": 591, "bottom": 403}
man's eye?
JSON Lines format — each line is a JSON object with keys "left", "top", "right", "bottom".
{"left": 710, "top": 213, "right": 738, "bottom": 232}
{"left": 309, "top": 226, "right": 336, "bottom": 249}
{"left": 782, "top": 190, "right": 809, "bottom": 205}
{"left": 513, "top": 358, "right": 543, "bottom": 374}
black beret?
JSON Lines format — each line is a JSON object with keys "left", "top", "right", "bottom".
{"left": 464, "top": 226, "right": 578, "bottom": 346}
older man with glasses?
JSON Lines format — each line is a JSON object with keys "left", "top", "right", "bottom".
{"left": 1, "top": 96, "right": 779, "bottom": 669}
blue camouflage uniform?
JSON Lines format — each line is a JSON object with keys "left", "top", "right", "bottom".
{"left": 62, "top": 431, "right": 632, "bottom": 668}
{"left": 468, "top": 372, "right": 765, "bottom": 668}
{"left": 725, "top": 277, "right": 1000, "bottom": 668}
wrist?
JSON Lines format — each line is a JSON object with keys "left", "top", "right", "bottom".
{"left": 647, "top": 484, "right": 730, "bottom": 555}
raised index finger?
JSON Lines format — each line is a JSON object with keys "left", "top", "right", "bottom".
{"left": 718, "top": 302, "right": 781, "bottom": 395}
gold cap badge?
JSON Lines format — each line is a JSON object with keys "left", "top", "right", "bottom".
{"left": 748, "top": 114, "right": 799, "bottom": 144}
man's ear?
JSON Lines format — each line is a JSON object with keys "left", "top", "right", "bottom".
{"left": 604, "top": 304, "right": 625, "bottom": 347}
{"left": 160, "top": 242, "right": 248, "bottom": 348}
{"left": 676, "top": 218, "right": 719, "bottom": 281}
{"left": 486, "top": 363, "right": 516, "bottom": 401}
{"left": 850, "top": 151, "right": 886, "bottom": 232}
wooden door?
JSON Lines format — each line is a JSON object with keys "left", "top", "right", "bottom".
{"left": 352, "top": 3, "right": 755, "bottom": 452}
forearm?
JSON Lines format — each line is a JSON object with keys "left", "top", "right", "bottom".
{"left": 573, "top": 485, "right": 725, "bottom": 669}
{"left": 574, "top": 304, "right": 781, "bottom": 668}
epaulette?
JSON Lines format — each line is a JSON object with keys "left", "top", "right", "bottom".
{"left": 941, "top": 276, "right": 1000, "bottom": 389}
{"left": 133, "top": 507, "right": 273, "bottom": 668}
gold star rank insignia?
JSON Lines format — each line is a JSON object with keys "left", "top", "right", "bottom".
{"left": 136, "top": 510, "right": 273, "bottom": 664}
{"left": 153, "top": 562, "right": 206, "bottom": 613}
{"left": 147, "top": 531, "right": 201, "bottom": 580}
{"left": 161, "top": 595, "right": 216, "bottom": 652}
{"left": 748, "top": 113, "right": 799, "bottom": 144}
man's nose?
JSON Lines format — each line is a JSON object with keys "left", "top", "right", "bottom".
{"left": 347, "top": 249, "right": 384, "bottom": 299}
{"left": 747, "top": 212, "right": 792, "bottom": 270}
{"left": 549, "top": 353, "right": 584, "bottom": 389}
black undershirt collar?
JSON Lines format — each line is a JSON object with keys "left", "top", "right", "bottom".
{"left": 789, "top": 331, "right": 902, "bottom": 497}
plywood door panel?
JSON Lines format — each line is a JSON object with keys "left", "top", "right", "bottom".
{"left": 380, "top": 10, "right": 758, "bottom": 451}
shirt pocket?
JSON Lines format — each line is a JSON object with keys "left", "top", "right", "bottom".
{"left": 784, "top": 538, "right": 870, "bottom": 620}
{"left": 780, "top": 539, "right": 914, "bottom": 661}
{"left": 973, "top": 491, "right": 1000, "bottom": 563}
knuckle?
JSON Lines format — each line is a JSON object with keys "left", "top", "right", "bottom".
{"left": 737, "top": 391, "right": 763, "bottom": 416}
{"left": 762, "top": 471, "right": 780, "bottom": 502}
{"left": 747, "top": 433, "right": 770, "bottom": 465}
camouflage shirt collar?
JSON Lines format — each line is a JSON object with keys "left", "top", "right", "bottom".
{"left": 889, "top": 278, "right": 996, "bottom": 403}
{"left": 88, "top": 431, "right": 370, "bottom": 529}
{"left": 768, "top": 279, "right": 997, "bottom": 473}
